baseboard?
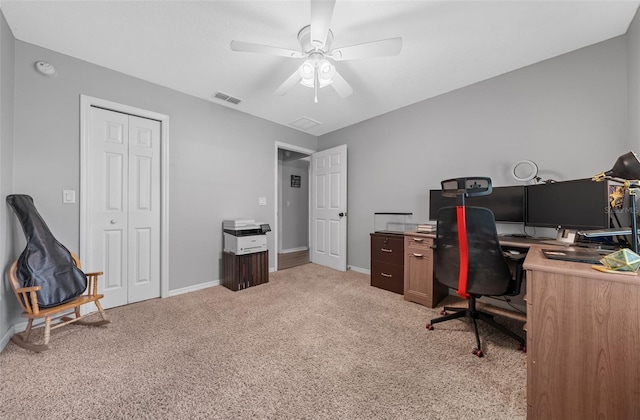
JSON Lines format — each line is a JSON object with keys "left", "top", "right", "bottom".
{"left": 0, "top": 325, "right": 14, "bottom": 353}
{"left": 280, "top": 247, "right": 308, "bottom": 254}
{"left": 348, "top": 265, "right": 369, "bottom": 275}
{"left": 168, "top": 280, "right": 220, "bottom": 297}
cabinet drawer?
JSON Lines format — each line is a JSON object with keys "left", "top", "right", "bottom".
{"left": 405, "top": 235, "right": 433, "bottom": 253}
{"left": 371, "top": 234, "right": 404, "bottom": 265}
{"left": 371, "top": 260, "right": 404, "bottom": 294}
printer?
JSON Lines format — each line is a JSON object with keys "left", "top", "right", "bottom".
{"left": 223, "top": 219, "right": 270, "bottom": 255}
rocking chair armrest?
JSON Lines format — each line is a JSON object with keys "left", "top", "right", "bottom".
{"left": 84, "top": 271, "right": 103, "bottom": 277}
{"left": 14, "top": 285, "right": 42, "bottom": 293}
{"left": 14, "top": 285, "right": 42, "bottom": 314}
{"left": 84, "top": 271, "right": 104, "bottom": 296}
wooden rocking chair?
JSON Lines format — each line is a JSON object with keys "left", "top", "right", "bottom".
{"left": 8, "top": 253, "right": 110, "bottom": 352}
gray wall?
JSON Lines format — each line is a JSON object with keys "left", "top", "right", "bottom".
{"left": 319, "top": 36, "right": 629, "bottom": 271}
{"left": 280, "top": 158, "right": 309, "bottom": 251}
{"left": 5, "top": 39, "right": 316, "bottom": 329}
{"left": 0, "top": 9, "right": 16, "bottom": 347}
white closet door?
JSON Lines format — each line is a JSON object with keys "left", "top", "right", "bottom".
{"left": 127, "top": 115, "right": 161, "bottom": 303}
{"left": 88, "top": 107, "right": 160, "bottom": 308}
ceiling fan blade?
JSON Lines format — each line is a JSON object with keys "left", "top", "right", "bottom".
{"left": 331, "top": 71, "right": 353, "bottom": 98}
{"left": 274, "top": 69, "right": 302, "bottom": 96}
{"left": 329, "top": 37, "right": 403, "bottom": 61}
{"left": 230, "top": 41, "right": 304, "bottom": 58}
{"left": 310, "top": 0, "right": 336, "bottom": 49}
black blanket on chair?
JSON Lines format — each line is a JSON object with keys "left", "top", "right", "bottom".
{"left": 7, "top": 194, "right": 87, "bottom": 308}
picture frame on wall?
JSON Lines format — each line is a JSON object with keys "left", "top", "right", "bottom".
{"left": 291, "top": 175, "right": 301, "bottom": 188}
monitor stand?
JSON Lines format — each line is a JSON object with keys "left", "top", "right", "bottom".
{"left": 555, "top": 228, "right": 576, "bottom": 244}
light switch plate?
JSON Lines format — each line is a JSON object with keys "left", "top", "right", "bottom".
{"left": 63, "top": 190, "right": 76, "bottom": 204}
{"left": 258, "top": 197, "right": 267, "bottom": 206}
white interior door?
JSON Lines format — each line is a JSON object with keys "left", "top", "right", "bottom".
{"left": 88, "top": 107, "right": 161, "bottom": 308}
{"left": 310, "top": 145, "right": 347, "bottom": 271}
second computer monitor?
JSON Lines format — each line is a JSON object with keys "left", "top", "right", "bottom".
{"left": 429, "top": 185, "right": 525, "bottom": 223}
{"left": 524, "top": 179, "right": 611, "bottom": 230}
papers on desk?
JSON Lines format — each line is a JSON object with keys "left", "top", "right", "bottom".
{"left": 542, "top": 248, "right": 606, "bottom": 265}
{"left": 578, "top": 227, "right": 640, "bottom": 237}
{"left": 417, "top": 224, "right": 436, "bottom": 233}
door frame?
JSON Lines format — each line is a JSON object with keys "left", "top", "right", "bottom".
{"left": 274, "top": 141, "right": 315, "bottom": 272}
{"left": 79, "top": 95, "right": 170, "bottom": 299}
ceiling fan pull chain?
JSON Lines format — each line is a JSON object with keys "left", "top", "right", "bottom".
{"left": 314, "top": 63, "right": 319, "bottom": 103}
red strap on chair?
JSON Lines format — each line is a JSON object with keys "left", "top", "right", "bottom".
{"left": 456, "top": 206, "right": 470, "bottom": 299}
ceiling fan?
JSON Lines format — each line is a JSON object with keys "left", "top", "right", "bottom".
{"left": 230, "top": 0, "right": 402, "bottom": 103}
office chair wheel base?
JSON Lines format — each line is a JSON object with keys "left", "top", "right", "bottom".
{"left": 440, "top": 310, "right": 447, "bottom": 316}
{"left": 472, "top": 348, "right": 484, "bottom": 358}
{"left": 426, "top": 323, "right": 434, "bottom": 330}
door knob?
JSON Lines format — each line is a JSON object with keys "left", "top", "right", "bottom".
{"left": 110, "top": 220, "right": 117, "bottom": 224}
{"left": 338, "top": 212, "right": 347, "bottom": 217}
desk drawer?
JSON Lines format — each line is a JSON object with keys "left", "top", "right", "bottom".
{"left": 371, "top": 234, "right": 404, "bottom": 265}
{"left": 371, "top": 260, "right": 404, "bottom": 294}
{"left": 405, "top": 235, "right": 433, "bottom": 252}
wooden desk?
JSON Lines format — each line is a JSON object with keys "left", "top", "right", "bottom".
{"left": 402, "top": 233, "right": 538, "bottom": 308}
{"left": 407, "top": 233, "right": 638, "bottom": 417}
{"left": 524, "top": 246, "right": 640, "bottom": 419}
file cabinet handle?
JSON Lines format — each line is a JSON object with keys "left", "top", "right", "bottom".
{"left": 381, "top": 273, "right": 392, "bottom": 278}
{"left": 412, "top": 238, "right": 424, "bottom": 242}
{"left": 412, "top": 253, "right": 424, "bottom": 258}
{"left": 381, "top": 248, "right": 392, "bottom": 253}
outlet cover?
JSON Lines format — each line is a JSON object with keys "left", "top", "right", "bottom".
{"left": 63, "top": 190, "right": 76, "bottom": 204}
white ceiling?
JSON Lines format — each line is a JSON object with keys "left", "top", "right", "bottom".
{"left": 2, "top": 0, "right": 639, "bottom": 136}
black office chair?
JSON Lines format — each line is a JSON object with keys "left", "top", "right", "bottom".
{"left": 426, "top": 177, "right": 526, "bottom": 357}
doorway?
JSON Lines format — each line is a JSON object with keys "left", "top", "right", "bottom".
{"left": 274, "top": 142, "right": 348, "bottom": 272}
{"left": 275, "top": 142, "right": 314, "bottom": 271}
{"left": 80, "top": 95, "right": 169, "bottom": 309}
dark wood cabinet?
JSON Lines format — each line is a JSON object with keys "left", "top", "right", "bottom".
{"left": 370, "top": 232, "right": 404, "bottom": 294}
{"left": 222, "top": 251, "right": 269, "bottom": 291}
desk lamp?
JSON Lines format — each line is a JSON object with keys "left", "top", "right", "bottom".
{"left": 593, "top": 151, "right": 640, "bottom": 253}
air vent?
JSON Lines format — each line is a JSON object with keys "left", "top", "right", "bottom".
{"left": 289, "top": 117, "right": 322, "bottom": 130}
{"left": 212, "top": 91, "right": 242, "bottom": 105}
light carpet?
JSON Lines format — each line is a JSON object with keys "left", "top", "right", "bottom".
{"left": 0, "top": 263, "right": 526, "bottom": 419}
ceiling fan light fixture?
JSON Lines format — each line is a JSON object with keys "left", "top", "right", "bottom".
{"left": 318, "top": 59, "right": 336, "bottom": 84}
{"left": 299, "top": 61, "right": 316, "bottom": 87}
{"left": 298, "top": 58, "right": 335, "bottom": 89}
{"left": 299, "top": 60, "right": 315, "bottom": 87}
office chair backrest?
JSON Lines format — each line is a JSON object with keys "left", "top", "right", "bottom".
{"left": 435, "top": 206, "right": 513, "bottom": 297}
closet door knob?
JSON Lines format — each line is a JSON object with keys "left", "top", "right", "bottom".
{"left": 110, "top": 220, "right": 117, "bottom": 224}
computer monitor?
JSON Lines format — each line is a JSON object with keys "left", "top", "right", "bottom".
{"left": 524, "top": 179, "right": 610, "bottom": 230}
{"left": 429, "top": 185, "right": 525, "bottom": 223}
